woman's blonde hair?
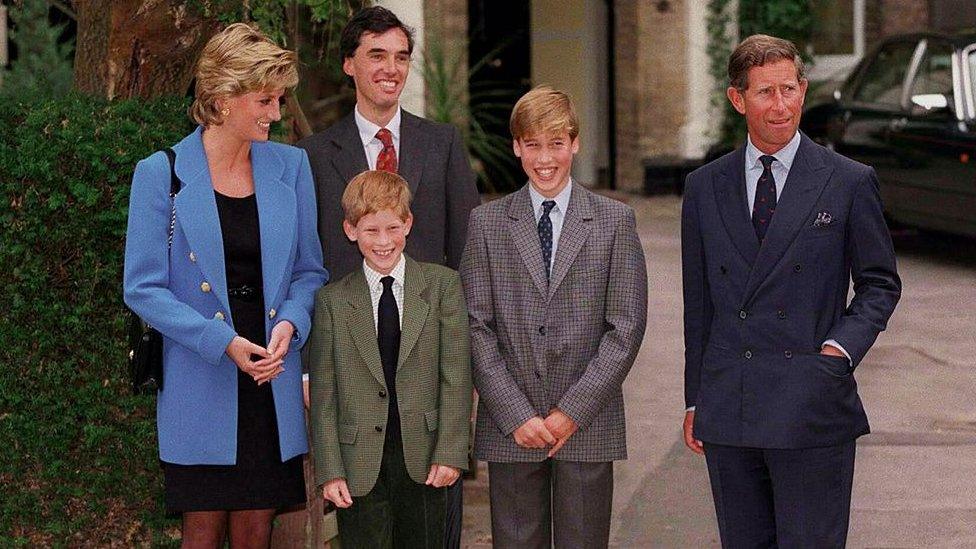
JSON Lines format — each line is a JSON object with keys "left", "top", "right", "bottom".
{"left": 190, "top": 23, "right": 299, "bottom": 127}
{"left": 342, "top": 170, "right": 413, "bottom": 225}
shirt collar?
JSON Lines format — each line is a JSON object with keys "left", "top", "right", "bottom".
{"left": 746, "top": 130, "right": 801, "bottom": 172}
{"left": 362, "top": 253, "right": 406, "bottom": 292}
{"left": 354, "top": 104, "right": 402, "bottom": 149}
{"left": 528, "top": 178, "right": 573, "bottom": 219}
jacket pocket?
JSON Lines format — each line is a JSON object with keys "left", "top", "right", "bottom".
{"left": 424, "top": 409, "right": 439, "bottom": 432}
{"left": 338, "top": 423, "right": 358, "bottom": 444}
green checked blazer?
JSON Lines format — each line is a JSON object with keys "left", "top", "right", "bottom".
{"left": 307, "top": 254, "right": 472, "bottom": 496}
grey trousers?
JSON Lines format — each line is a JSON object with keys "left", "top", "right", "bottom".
{"left": 488, "top": 460, "right": 613, "bottom": 549}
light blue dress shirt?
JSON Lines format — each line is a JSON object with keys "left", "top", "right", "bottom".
{"left": 528, "top": 179, "right": 573, "bottom": 274}
{"left": 744, "top": 131, "right": 800, "bottom": 215}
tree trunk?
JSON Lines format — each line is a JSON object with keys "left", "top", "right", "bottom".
{"left": 73, "top": 0, "right": 220, "bottom": 99}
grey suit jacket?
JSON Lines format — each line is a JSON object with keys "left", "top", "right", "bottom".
{"left": 297, "top": 109, "right": 480, "bottom": 280}
{"left": 459, "top": 184, "right": 648, "bottom": 463}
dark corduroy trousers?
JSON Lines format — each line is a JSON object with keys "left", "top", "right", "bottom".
{"left": 337, "top": 432, "right": 446, "bottom": 549}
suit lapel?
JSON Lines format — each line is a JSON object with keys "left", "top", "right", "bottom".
{"left": 345, "top": 270, "right": 387, "bottom": 387}
{"left": 507, "top": 186, "right": 549, "bottom": 299}
{"left": 547, "top": 184, "right": 593, "bottom": 300}
{"left": 252, "top": 142, "right": 294, "bottom": 311}
{"left": 172, "top": 128, "right": 230, "bottom": 317}
{"left": 397, "top": 256, "right": 430, "bottom": 372}
{"left": 714, "top": 146, "right": 760, "bottom": 266}
{"left": 743, "top": 134, "right": 834, "bottom": 304}
{"left": 330, "top": 113, "right": 369, "bottom": 184}
{"left": 397, "top": 110, "right": 427, "bottom": 196}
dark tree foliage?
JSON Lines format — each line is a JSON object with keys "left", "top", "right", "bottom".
{"left": 0, "top": 94, "right": 193, "bottom": 546}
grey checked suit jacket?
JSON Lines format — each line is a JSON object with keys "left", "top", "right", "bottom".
{"left": 297, "top": 109, "right": 481, "bottom": 280}
{"left": 459, "top": 184, "right": 648, "bottom": 463}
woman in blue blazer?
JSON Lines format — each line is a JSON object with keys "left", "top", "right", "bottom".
{"left": 123, "top": 24, "right": 327, "bottom": 545}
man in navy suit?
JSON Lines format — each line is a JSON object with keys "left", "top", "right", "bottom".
{"left": 681, "top": 34, "right": 901, "bottom": 547}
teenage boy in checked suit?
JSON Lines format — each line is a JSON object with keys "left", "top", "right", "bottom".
{"left": 307, "top": 170, "right": 472, "bottom": 548}
{"left": 459, "top": 86, "right": 648, "bottom": 548}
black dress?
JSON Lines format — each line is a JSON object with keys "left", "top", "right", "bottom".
{"left": 162, "top": 191, "right": 305, "bottom": 514}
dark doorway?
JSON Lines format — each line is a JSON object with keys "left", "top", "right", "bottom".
{"left": 468, "top": 0, "right": 531, "bottom": 193}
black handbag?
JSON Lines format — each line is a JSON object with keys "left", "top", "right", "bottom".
{"left": 127, "top": 148, "right": 181, "bottom": 394}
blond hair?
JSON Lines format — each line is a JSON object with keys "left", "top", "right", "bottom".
{"left": 728, "top": 34, "right": 805, "bottom": 90}
{"left": 341, "top": 170, "right": 412, "bottom": 225}
{"left": 190, "top": 23, "right": 299, "bottom": 127}
{"left": 509, "top": 85, "right": 580, "bottom": 141}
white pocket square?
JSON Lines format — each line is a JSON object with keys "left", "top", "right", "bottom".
{"left": 813, "top": 211, "right": 833, "bottom": 227}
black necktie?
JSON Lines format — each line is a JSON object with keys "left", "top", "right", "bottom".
{"left": 377, "top": 276, "right": 400, "bottom": 437}
{"left": 538, "top": 200, "right": 557, "bottom": 279}
{"left": 753, "top": 155, "right": 778, "bottom": 243}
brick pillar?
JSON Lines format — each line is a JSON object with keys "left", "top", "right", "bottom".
{"left": 613, "top": 1, "right": 643, "bottom": 192}
{"left": 638, "top": 0, "right": 688, "bottom": 160}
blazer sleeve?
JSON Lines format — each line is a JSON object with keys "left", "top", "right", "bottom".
{"left": 556, "top": 207, "right": 648, "bottom": 429}
{"left": 459, "top": 208, "right": 538, "bottom": 435}
{"left": 275, "top": 150, "right": 328, "bottom": 348}
{"left": 825, "top": 167, "right": 901, "bottom": 366}
{"left": 680, "top": 176, "right": 713, "bottom": 409}
{"left": 443, "top": 126, "right": 480, "bottom": 270}
{"left": 432, "top": 271, "right": 473, "bottom": 470}
{"left": 123, "top": 153, "right": 237, "bottom": 366}
{"left": 308, "top": 291, "right": 346, "bottom": 485}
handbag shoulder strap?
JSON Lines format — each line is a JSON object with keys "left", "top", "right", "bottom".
{"left": 161, "top": 148, "right": 181, "bottom": 249}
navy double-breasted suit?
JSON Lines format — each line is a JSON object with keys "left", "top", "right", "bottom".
{"left": 682, "top": 133, "right": 901, "bottom": 450}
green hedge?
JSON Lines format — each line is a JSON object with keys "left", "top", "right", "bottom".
{"left": 0, "top": 95, "right": 194, "bottom": 545}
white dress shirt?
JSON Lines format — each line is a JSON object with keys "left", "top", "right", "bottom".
{"left": 354, "top": 105, "right": 402, "bottom": 171}
{"left": 528, "top": 179, "right": 573, "bottom": 273}
{"left": 363, "top": 255, "right": 405, "bottom": 329}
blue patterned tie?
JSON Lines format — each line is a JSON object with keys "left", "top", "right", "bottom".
{"left": 538, "top": 200, "right": 557, "bottom": 279}
{"left": 753, "top": 155, "right": 778, "bottom": 243}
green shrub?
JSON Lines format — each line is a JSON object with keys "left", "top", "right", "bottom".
{"left": 0, "top": 94, "right": 194, "bottom": 546}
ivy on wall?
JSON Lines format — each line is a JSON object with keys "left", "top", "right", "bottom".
{"left": 706, "top": 0, "right": 814, "bottom": 150}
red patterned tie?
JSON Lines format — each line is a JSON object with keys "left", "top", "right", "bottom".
{"left": 375, "top": 128, "right": 398, "bottom": 173}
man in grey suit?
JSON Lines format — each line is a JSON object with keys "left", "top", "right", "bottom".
{"left": 297, "top": 7, "right": 480, "bottom": 547}
{"left": 460, "top": 86, "right": 647, "bottom": 548}
{"left": 682, "top": 35, "right": 901, "bottom": 547}
{"left": 298, "top": 6, "right": 479, "bottom": 280}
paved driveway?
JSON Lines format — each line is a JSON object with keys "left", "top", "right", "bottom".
{"left": 463, "top": 194, "right": 976, "bottom": 548}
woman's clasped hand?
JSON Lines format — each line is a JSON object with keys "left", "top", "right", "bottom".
{"left": 225, "top": 320, "right": 294, "bottom": 384}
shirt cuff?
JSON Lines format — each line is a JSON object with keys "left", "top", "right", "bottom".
{"left": 302, "top": 373, "right": 310, "bottom": 382}
{"left": 686, "top": 406, "right": 696, "bottom": 412}
{"left": 822, "top": 340, "right": 852, "bottom": 365}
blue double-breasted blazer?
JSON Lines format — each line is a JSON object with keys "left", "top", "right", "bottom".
{"left": 123, "top": 126, "right": 328, "bottom": 465}
{"left": 682, "top": 133, "right": 901, "bottom": 449}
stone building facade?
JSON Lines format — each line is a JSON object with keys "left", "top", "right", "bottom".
{"left": 409, "top": 0, "right": 974, "bottom": 195}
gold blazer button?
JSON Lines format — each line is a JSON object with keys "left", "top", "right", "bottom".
{"left": 200, "top": 281, "right": 211, "bottom": 293}
{"left": 189, "top": 251, "right": 196, "bottom": 262}
{"left": 268, "top": 308, "right": 277, "bottom": 319}
{"left": 214, "top": 311, "right": 225, "bottom": 321}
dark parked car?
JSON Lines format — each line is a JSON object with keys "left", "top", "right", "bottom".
{"left": 802, "top": 32, "right": 976, "bottom": 237}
